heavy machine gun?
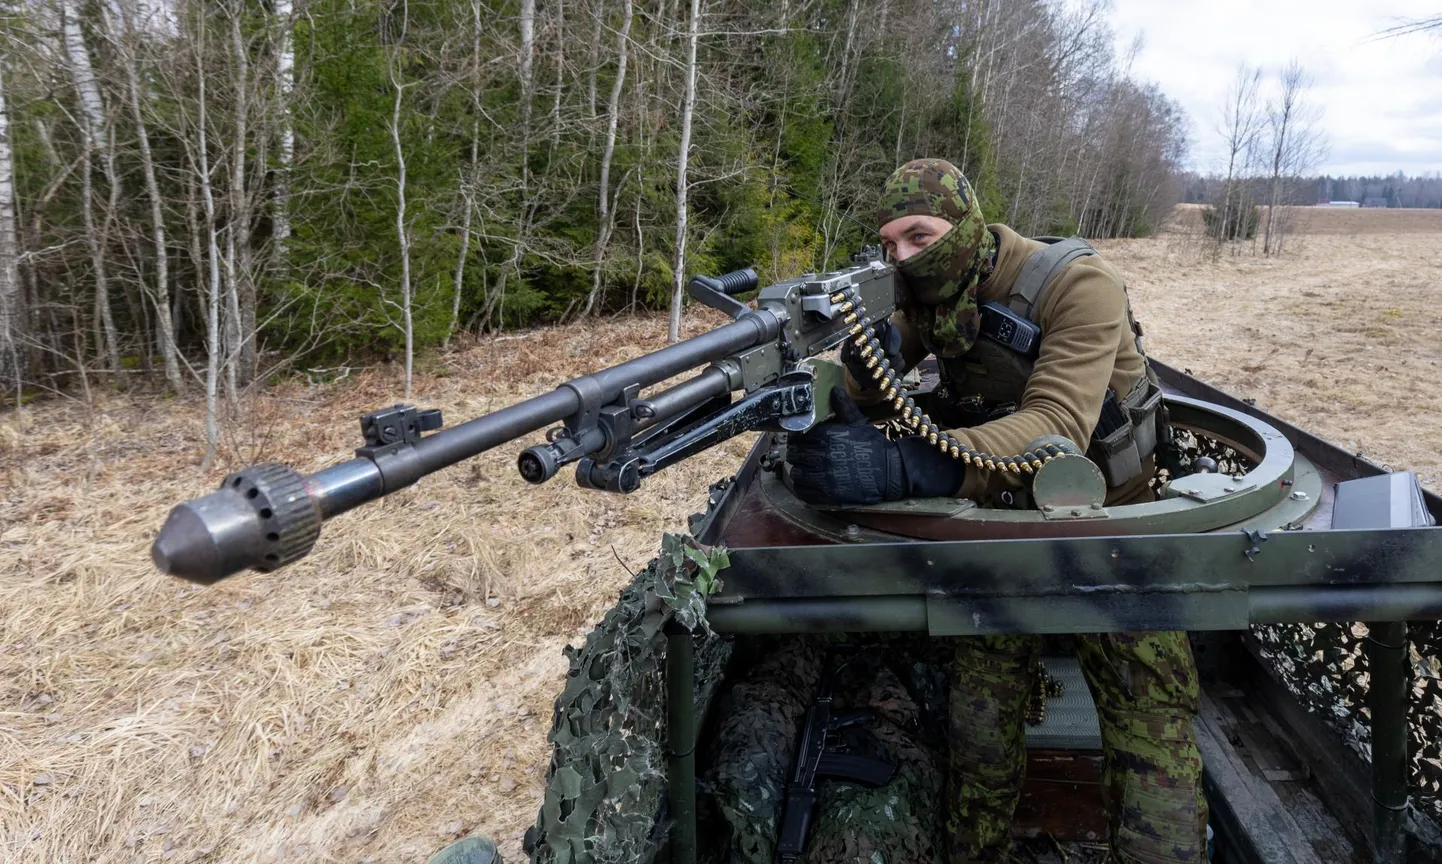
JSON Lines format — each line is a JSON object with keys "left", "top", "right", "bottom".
{"left": 150, "top": 250, "right": 898, "bottom": 586}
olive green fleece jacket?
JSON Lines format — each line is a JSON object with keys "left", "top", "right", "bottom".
{"left": 847, "top": 224, "right": 1147, "bottom": 501}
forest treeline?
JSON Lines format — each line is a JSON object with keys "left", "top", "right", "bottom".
{"left": 1183, "top": 173, "right": 1442, "bottom": 209}
{"left": 0, "top": 0, "right": 1187, "bottom": 421}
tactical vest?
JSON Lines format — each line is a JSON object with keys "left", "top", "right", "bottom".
{"left": 926, "top": 237, "right": 1166, "bottom": 488}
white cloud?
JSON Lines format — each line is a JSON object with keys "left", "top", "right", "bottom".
{"left": 1110, "top": 0, "right": 1442, "bottom": 177}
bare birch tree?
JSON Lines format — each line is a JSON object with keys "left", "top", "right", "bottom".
{"left": 1214, "top": 63, "right": 1262, "bottom": 246}
{"left": 271, "top": 0, "right": 296, "bottom": 252}
{"left": 1261, "top": 60, "right": 1325, "bottom": 255}
{"left": 226, "top": 1, "right": 257, "bottom": 384}
{"left": 61, "top": 0, "right": 121, "bottom": 376}
{"left": 448, "top": 0, "right": 484, "bottom": 346}
{"left": 583, "top": 0, "right": 633, "bottom": 317}
{"left": 547, "top": 0, "right": 566, "bottom": 156}
{"left": 586, "top": 0, "right": 603, "bottom": 120}
{"left": 192, "top": 20, "right": 224, "bottom": 471}
{"left": 0, "top": 59, "right": 20, "bottom": 401}
{"left": 667, "top": 0, "right": 699, "bottom": 344}
{"left": 388, "top": 5, "right": 416, "bottom": 397}
{"left": 479, "top": 0, "right": 536, "bottom": 330}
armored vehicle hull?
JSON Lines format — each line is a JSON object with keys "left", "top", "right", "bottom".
{"left": 517, "top": 361, "right": 1441, "bottom": 864}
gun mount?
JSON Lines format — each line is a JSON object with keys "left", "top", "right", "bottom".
{"left": 696, "top": 389, "right": 1442, "bottom": 635}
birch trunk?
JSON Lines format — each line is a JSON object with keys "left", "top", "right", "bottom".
{"left": 272, "top": 0, "right": 295, "bottom": 250}
{"left": 1263, "top": 97, "right": 1293, "bottom": 256}
{"left": 33, "top": 117, "right": 60, "bottom": 167}
{"left": 893, "top": 100, "right": 905, "bottom": 167}
{"left": 667, "top": 0, "right": 699, "bottom": 343}
{"left": 0, "top": 61, "right": 21, "bottom": 399}
{"left": 223, "top": 206, "right": 240, "bottom": 402}
{"left": 62, "top": 1, "right": 106, "bottom": 139}
{"left": 449, "top": 0, "right": 484, "bottom": 346}
{"left": 583, "top": 0, "right": 633, "bottom": 317}
{"left": 390, "top": 67, "right": 414, "bottom": 397}
{"left": 549, "top": 0, "right": 565, "bottom": 155}
{"left": 449, "top": 157, "right": 474, "bottom": 347}
{"left": 22, "top": 129, "right": 74, "bottom": 382}
{"left": 836, "top": 0, "right": 858, "bottom": 102}
{"left": 229, "top": 4, "right": 256, "bottom": 383}
{"left": 766, "top": 1, "right": 791, "bottom": 205}
{"left": 119, "top": 1, "right": 181, "bottom": 388}
{"left": 586, "top": 1, "right": 603, "bottom": 119}
{"left": 520, "top": 0, "right": 535, "bottom": 138}
{"left": 1218, "top": 66, "right": 1261, "bottom": 247}
{"left": 1264, "top": 173, "right": 1282, "bottom": 254}
{"left": 195, "top": 38, "right": 223, "bottom": 471}
{"left": 186, "top": 174, "right": 204, "bottom": 352}
{"left": 631, "top": 185, "right": 643, "bottom": 314}
{"left": 481, "top": 0, "right": 536, "bottom": 331}
{"left": 62, "top": 0, "right": 121, "bottom": 375}
{"left": 1261, "top": 65, "right": 1310, "bottom": 255}
{"left": 102, "top": 126, "right": 137, "bottom": 362}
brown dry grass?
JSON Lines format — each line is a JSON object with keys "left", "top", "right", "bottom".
{"left": 3, "top": 208, "right": 1441, "bottom": 863}
{"left": 0, "top": 313, "right": 753, "bottom": 863}
{"left": 1095, "top": 216, "right": 1442, "bottom": 489}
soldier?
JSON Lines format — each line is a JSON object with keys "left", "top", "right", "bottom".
{"left": 783, "top": 158, "right": 1208, "bottom": 863}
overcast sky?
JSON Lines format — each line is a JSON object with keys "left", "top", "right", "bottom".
{"left": 1109, "top": 0, "right": 1442, "bottom": 177}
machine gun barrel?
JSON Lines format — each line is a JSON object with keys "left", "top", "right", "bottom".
{"left": 152, "top": 308, "right": 782, "bottom": 586}
{"left": 152, "top": 251, "right": 895, "bottom": 587}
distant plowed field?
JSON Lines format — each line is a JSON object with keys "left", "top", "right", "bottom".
{"left": 1169, "top": 201, "right": 1442, "bottom": 234}
{"left": 3, "top": 205, "right": 1441, "bottom": 863}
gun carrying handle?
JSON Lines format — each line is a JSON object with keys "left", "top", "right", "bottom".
{"left": 689, "top": 269, "right": 759, "bottom": 320}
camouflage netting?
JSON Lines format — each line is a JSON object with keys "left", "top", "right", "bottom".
{"left": 1252, "top": 622, "right": 1442, "bottom": 823}
{"left": 523, "top": 534, "right": 733, "bottom": 864}
{"left": 1164, "top": 426, "right": 1442, "bottom": 830}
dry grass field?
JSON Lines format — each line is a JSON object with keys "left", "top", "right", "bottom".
{"left": 4, "top": 206, "right": 1442, "bottom": 863}
{"left": 1168, "top": 202, "right": 1442, "bottom": 236}
{"left": 1098, "top": 205, "right": 1442, "bottom": 489}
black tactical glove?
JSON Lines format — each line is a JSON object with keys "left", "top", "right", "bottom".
{"left": 839, "top": 319, "right": 905, "bottom": 391}
{"left": 785, "top": 388, "right": 966, "bottom": 506}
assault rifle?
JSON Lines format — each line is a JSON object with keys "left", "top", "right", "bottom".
{"left": 151, "top": 249, "right": 898, "bottom": 585}
{"left": 774, "top": 659, "right": 896, "bottom": 864}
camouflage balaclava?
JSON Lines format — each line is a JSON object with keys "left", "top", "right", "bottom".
{"left": 876, "top": 159, "right": 995, "bottom": 357}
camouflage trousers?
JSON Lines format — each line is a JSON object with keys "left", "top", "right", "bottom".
{"left": 946, "top": 631, "right": 1208, "bottom": 864}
